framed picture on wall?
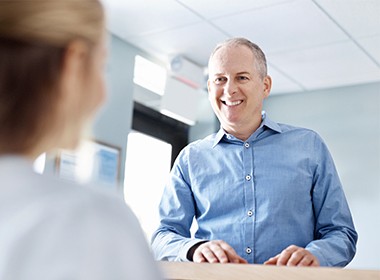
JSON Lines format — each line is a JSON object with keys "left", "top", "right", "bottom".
{"left": 56, "top": 139, "right": 121, "bottom": 188}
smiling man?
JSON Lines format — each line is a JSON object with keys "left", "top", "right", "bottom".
{"left": 151, "top": 37, "right": 357, "bottom": 267}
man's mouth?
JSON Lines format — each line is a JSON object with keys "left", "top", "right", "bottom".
{"left": 221, "top": 100, "right": 243, "bottom": 107}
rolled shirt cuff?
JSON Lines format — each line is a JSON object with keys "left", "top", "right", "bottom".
{"left": 177, "top": 238, "right": 208, "bottom": 262}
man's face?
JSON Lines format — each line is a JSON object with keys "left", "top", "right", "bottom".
{"left": 207, "top": 45, "right": 271, "bottom": 137}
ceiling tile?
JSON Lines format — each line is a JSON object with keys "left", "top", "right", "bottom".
{"left": 104, "top": 0, "right": 201, "bottom": 38}
{"left": 210, "top": 0, "right": 348, "bottom": 53}
{"left": 269, "top": 41, "right": 380, "bottom": 90}
{"left": 357, "top": 35, "right": 380, "bottom": 65}
{"left": 126, "top": 22, "right": 228, "bottom": 66}
{"left": 104, "top": 0, "right": 380, "bottom": 95}
{"left": 267, "top": 65, "right": 304, "bottom": 95}
{"left": 315, "top": 0, "right": 380, "bottom": 38}
{"left": 176, "top": 0, "right": 293, "bottom": 19}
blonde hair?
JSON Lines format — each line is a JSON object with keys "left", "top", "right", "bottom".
{"left": 0, "top": 0, "right": 104, "bottom": 154}
{"left": 0, "top": 0, "right": 103, "bottom": 47}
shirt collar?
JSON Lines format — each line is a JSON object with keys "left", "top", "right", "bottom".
{"left": 262, "top": 112, "right": 282, "bottom": 134}
{"left": 212, "top": 111, "right": 282, "bottom": 147}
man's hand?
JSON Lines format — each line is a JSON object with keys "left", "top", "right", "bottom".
{"left": 264, "top": 245, "right": 320, "bottom": 267}
{"left": 192, "top": 240, "right": 248, "bottom": 264}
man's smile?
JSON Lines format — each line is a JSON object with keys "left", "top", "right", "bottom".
{"left": 221, "top": 100, "right": 243, "bottom": 107}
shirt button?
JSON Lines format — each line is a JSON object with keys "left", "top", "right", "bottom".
{"left": 247, "top": 210, "right": 253, "bottom": 217}
{"left": 244, "top": 142, "right": 250, "bottom": 148}
{"left": 246, "top": 247, "right": 252, "bottom": 254}
{"left": 245, "top": 175, "right": 251, "bottom": 181}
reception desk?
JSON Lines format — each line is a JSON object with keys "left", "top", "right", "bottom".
{"left": 159, "top": 261, "right": 380, "bottom": 280}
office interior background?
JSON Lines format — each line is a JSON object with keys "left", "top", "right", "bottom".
{"left": 39, "top": 0, "right": 379, "bottom": 270}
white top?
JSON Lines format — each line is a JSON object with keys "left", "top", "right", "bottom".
{"left": 0, "top": 156, "right": 163, "bottom": 280}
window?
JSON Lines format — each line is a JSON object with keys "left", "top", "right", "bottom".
{"left": 131, "top": 102, "right": 189, "bottom": 167}
{"left": 124, "top": 131, "right": 172, "bottom": 241}
{"left": 33, "top": 153, "right": 46, "bottom": 174}
{"left": 124, "top": 102, "right": 189, "bottom": 242}
{"left": 133, "top": 55, "right": 167, "bottom": 96}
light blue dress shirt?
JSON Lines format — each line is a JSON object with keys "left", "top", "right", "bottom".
{"left": 152, "top": 113, "right": 357, "bottom": 266}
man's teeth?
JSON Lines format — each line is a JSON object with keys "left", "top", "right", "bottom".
{"left": 224, "top": 100, "right": 242, "bottom": 106}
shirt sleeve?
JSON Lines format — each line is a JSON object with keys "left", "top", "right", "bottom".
{"left": 151, "top": 148, "right": 207, "bottom": 261}
{"left": 305, "top": 133, "right": 358, "bottom": 266}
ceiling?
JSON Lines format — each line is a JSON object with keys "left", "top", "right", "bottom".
{"left": 103, "top": 0, "right": 380, "bottom": 95}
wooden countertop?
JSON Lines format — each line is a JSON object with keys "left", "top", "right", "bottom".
{"left": 159, "top": 261, "right": 380, "bottom": 280}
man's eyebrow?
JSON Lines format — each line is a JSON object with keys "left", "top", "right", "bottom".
{"left": 236, "top": 71, "right": 251, "bottom": 75}
{"left": 212, "top": 71, "right": 251, "bottom": 76}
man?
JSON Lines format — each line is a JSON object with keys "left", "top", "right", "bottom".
{"left": 151, "top": 37, "right": 357, "bottom": 266}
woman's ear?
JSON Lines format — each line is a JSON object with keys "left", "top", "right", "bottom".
{"left": 59, "top": 40, "right": 89, "bottom": 100}
{"left": 263, "top": 75, "right": 272, "bottom": 99}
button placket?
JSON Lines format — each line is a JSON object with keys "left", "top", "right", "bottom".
{"left": 242, "top": 139, "right": 255, "bottom": 262}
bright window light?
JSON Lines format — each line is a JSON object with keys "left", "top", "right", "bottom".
{"left": 33, "top": 153, "right": 46, "bottom": 174}
{"left": 124, "top": 131, "right": 172, "bottom": 242}
{"left": 133, "top": 55, "right": 167, "bottom": 96}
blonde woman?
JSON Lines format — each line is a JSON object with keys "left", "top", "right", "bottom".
{"left": 0, "top": 1, "right": 162, "bottom": 279}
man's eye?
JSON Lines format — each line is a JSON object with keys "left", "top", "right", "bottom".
{"left": 214, "top": 77, "right": 226, "bottom": 84}
{"left": 238, "top": 76, "right": 249, "bottom": 81}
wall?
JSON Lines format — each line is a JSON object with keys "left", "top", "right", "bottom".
{"left": 189, "top": 91, "right": 218, "bottom": 142}
{"left": 263, "top": 82, "right": 380, "bottom": 269}
{"left": 44, "top": 34, "right": 138, "bottom": 190}
{"left": 92, "top": 35, "right": 137, "bottom": 190}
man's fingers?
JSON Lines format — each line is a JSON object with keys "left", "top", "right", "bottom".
{"left": 196, "top": 245, "right": 220, "bottom": 263}
{"left": 264, "top": 245, "right": 320, "bottom": 267}
{"left": 310, "top": 259, "right": 320, "bottom": 267}
{"left": 287, "top": 247, "right": 320, "bottom": 267}
{"left": 193, "top": 240, "right": 247, "bottom": 264}
{"left": 208, "top": 242, "right": 230, "bottom": 263}
{"left": 296, "top": 254, "right": 314, "bottom": 267}
{"left": 287, "top": 249, "right": 306, "bottom": 266}
{"left": 224, "top": 250, "right": 248, "bottom": 264}
{"left": 219, "top": 241, "right": 248, "bottom": 264}
{"left": 276, "top": 245, "right": 298, "bottom": 265}
{"left": 263, "top": 254, "right": 280, "bottom": 265}
{"left": 299, "top": 254, "right": 320, "bottom": 267}
{"left": 193, "top": 253, "right": 206, "bottom": 263}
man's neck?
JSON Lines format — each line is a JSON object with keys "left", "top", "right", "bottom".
{"left": 224, "top": 120, "right": 263, "bottom": 141}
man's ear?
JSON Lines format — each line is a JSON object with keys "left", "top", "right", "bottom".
{"left": 207, "top": 79, "right": 212, "bottom": 100}
{"left": 263, "top": 75, "right": 272, "bottom": 99}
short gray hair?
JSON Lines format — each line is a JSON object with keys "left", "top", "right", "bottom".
{"left": 209, "top": 37, "right": 268, "bottom": 79}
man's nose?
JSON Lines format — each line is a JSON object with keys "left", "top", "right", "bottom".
{"left": 223, "top": 80, "right": 237, "bottom": 96}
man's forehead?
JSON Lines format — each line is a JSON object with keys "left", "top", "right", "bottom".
{"left": 208, "top": 45, "right": 255, "bottom": 74}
